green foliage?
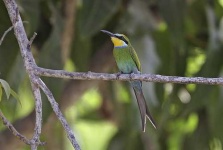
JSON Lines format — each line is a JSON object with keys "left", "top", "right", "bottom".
{"left": 1, "top": 0, "right": 223, "bottom": 149}
{"left": 0, "top": 79, "right": 10, "bottom": 100}
{"left": 75, "top": 121, "right": 117, "bottom": 150}
{"left": 0, "top": 79, "right": 10, "bottom": 99}
{"left": 0, "top": 79, "right": 21, "bottom": 105}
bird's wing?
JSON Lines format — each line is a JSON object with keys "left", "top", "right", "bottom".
{"left": 129, "top": 46, "right": 141, "bottom": 72}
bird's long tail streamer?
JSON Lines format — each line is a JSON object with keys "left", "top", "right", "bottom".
{"left": 131, "top": 81, "right": 157, "bottom": 131}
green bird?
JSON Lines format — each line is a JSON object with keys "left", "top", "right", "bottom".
{"left": 101, "top": 30, "right": 156, "bottom": 131}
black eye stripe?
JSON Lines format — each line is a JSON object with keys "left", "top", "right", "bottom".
{"left": 116, "top": 36, "right": 128, "bottom": 44}
{"left": 122, "top": 38, "right": 128, "bottom": 45}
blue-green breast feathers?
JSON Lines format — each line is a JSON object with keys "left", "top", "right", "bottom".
{"left": 113, "top": 45, "right": 141, "bottom": 74}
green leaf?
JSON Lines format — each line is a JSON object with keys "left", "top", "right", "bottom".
{"left": 0, "top": 79, "right": 11, "bottom": 99}
{"left": 10, "top": 89, "right": 22, "bottom": 107}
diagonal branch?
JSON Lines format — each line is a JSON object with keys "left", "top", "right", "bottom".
{"left": 0, "top": 109, "right": 45, "bottom": 146}
{"left": 3, "top": 0, "right": 81, "bottom": 149}
{"left": 2, "top": 0, "right": 223, "bottom": 149}
{"left": 37, "top": 78, "right": 81, "bottom": 150}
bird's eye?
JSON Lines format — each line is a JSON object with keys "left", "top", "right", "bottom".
{"left": 115, "top": 35, "right": 128, "bottom": 45}
{"left": 121, "top": 37, "right": 128, "bottom": 44}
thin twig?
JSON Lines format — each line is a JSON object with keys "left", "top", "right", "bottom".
{"left": 0, "top": 21, "right": 29, "bottom": 46}
{"left": 3, "top": 0, "right": 81, "bottom": 149}
{"left": 0, "top": 109, "right": 45, "bottom": 146}
{"left": 34, "top": 66, "right": 223, "bottom": 85}
{"left": 3, "top": 0, "right": 223, "bottom": 149}
{"left": 0, "top": 26, "right": 14, "bottom": 45}
{"left": 28, "top": 32, "right": 37, "bottom": 49}
{"left": 26, "top": 29, "right": 41, "bottom": 150}
{"left": 37, "top": 78, "right": 81, "bottom": 150}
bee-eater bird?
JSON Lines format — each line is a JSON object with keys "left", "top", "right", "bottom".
{"left": 101, "top": 30, "right": 156, "bottom": 131}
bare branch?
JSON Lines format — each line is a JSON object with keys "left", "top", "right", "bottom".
{"left": 3, "top": 0, "right": 81, "bottom": 149}
{"left": 0, "top": 109, "right": 45, "bottom": 146}
{"left": 2, "top": 0, "right": 223, "bottom": 149}
{"left": 30, "top": 79, "right": 43, "bottom": 150}
{"left": 34, "top": 66, "right": 223, "bottom": 85}
{"left": 0, "top": 21, "right": 29, "bottom": 46}
{"left": 37, "top": 78, "right": 81, "bottom": 150}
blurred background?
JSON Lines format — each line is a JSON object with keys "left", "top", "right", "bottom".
{"left": 1, "top": 0, "right": 223, "bottom": 149}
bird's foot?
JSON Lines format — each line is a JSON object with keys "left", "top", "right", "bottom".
{"left": 116, "top": 72, "right": 122, "bottom": 79}
{"left": 130, "top": 72, "right": 135, "bottom": 81}
{"left": 130, "top": 71, "right": 140, "bottom": 81}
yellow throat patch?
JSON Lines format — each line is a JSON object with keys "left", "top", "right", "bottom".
{"left": 111, "top": 37, "right": 126, "bottom": 47}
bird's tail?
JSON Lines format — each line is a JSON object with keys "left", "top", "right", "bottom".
{"left": 131, "top": 81, "right": 156, "bottom": 132}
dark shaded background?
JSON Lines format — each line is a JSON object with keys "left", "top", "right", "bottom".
{"left": 1, "top": 0, "right": 223, "bottom": 149}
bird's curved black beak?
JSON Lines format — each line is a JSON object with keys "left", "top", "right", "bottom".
{"left": 101, "top": 30, "right": 115, "bottom": 37}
